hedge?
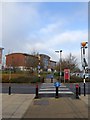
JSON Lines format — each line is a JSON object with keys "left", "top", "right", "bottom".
{"left": 2, "top": 75, "right": 44, "bottom": 83}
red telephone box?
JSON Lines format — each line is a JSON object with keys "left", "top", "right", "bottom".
{"left": 64, "top": 69, "right": 70, "bottom": 82}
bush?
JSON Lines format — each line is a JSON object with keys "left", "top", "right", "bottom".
{"left": 2, "top": 73, "right": 44, "bottom": 83}
{"left": 54, "top": 72, "right": 64, "bottom": 77}
{"left": 54, "top": 72, "right": 59, "bottom": 76}
{"left": 56, "top": 75, "right": 90, "bottom": 83}
{"left": 70, "top": 75, "right": 90, "bottom": 83}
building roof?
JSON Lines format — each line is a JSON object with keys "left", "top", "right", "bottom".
{"left": 6, "top": 53, "right": 26, "bottom": 56}
{"left": 39, "top": 54, "right": 50, "bottom": 58}
{"left": 5, "top": 53, "right": 38, "bottom": 58}
{"left": 50, "top": 60, "right": 56, "bottom": 63}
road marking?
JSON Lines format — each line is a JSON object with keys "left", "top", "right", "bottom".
{"left": 40, "top": 88, "right": 69, "bottom": 90}
{"left": 41, "top": 86, "right": 67, "bottom": 88}
{"left": 39, "top": 91, "right": 74, "bottom": 94}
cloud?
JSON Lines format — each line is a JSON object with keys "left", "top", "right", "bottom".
{"left": 39, "top": 22, "right": 64, "bottom": 34}
{"left": 2, "top": 2, "right": 40, "bottom": 52}
{"left": 0, "top": 3, "right": 2, "bottom": 46}
{"left": 23, "top": 29, "right": 88, "bottom": 59}
{"left": 2, "top": 2, "right": 88, "bottom": 70}
{"left": 42, "top": 30, "right": 88, "bottom": 48}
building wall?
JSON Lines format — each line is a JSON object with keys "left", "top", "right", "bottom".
{"left": 6, "top": 53, "right": 26, "bottom": 67}
{"left": 6, "top": 53, "right": 39, "bottom": 70}
{"left": 6, "top": 53, "right": 56, "bottom": 71}
{"left": 50, "top": 60, "right": 56, "bottom": 69}
{"left": 40, "top": 54, "right": 50, "bottom": 70}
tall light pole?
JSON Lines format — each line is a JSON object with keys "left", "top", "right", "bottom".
{"left": 55, "top": 50, "right": 62, "bottom": 82}
{"left": 38, "top": 55, "right": 41, "bottom": 78}
{"left": 81, "top": 42, "right": 88, "bottom": 96}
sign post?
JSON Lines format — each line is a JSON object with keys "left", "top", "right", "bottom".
{"left": 54, "top": 82, "right": 60, "bottom": 98}
{"left": 81, "top": 42, "right": 88, "bottom": 96}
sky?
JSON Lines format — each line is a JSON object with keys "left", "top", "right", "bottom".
{"left": 0, "top": 1, "right": 88, "bottom": 69}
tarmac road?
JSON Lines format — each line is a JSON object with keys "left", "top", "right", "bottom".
{"left": 65, "top": 82, "right": 90, "bottom": 94}
{"left": 1, "top": 83, "right": 41, "bottom": 94}
{"left": 1, "top": 82, "right": 90, "bottom": 95}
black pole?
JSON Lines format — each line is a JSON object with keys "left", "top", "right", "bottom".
{"left": 35, "top": 84, "right": 39, "bottom": 98}
{"left": 79, "top": 86, "right": 81, "bottom": 96}
{"left": 51, "top": 78, "right": 53, "bottom": 83}
{"left": 55, "top": 87, "right": 59, "bottom": 98}
{"left": 76, "top": 85, "right": 79, "bottom": 99}
{"left": 84, "top": 83, "right": 86, "bottom": 96}
{"left": 83, "top": 68, "right": 86, "bottom": 96}
{"left": 9, "top": 86, "right": 11, "bottom": 95}
{"left": 83, "top": 47, "right": 86, "bottom": 96}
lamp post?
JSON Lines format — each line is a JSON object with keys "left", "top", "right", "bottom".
{"left": 81, "top": 42, "right": 88, "bottom": 96}
{"left": 38, "top": 55, "right": 41, "bottom": 78}
{"left": 55, "top": 50, "right": 62, "bottom": 82}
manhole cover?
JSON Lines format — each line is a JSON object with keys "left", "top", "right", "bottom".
{"left": 34, "top": 100, "right": 49, "bottom": 105}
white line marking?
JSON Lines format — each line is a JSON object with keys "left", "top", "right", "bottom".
{"left": 39, "top": 91, "right": 74, "bottom": 94}
{"left": 40, "top": 88, "right": 69, "bottom": 91}
{"left": 41, "top": 86, "right": 67, "bottom": 88}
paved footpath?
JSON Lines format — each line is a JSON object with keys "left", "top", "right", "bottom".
{"left": 23, "top": 97, "right": 88, "bottom": 118}
{"left": 2, "top": 93, "right": 35, "bottom": 119}
{"left": 1, "top": 80, "right": 89, "bottom": 119}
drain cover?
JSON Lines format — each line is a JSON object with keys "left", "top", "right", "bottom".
{"left": 34, "top": 99, "right": 49, "bottom": 105}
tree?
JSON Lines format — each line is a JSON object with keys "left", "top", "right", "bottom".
{"left": 26, "top": 52, "right": 39, "bottom": 73}
{"left": 55, "top": 53, "right": 80, "bottom": 73}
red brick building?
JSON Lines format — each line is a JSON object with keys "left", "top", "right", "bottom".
{"left": 6, "top": 53, "right": 56, "bottom": 71}
{"left": 6, "top": 53, "right": 38, "bottom": 71}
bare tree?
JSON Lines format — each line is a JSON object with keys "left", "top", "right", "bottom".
{"left": 26, "top": 55, "right": 38, "bottom": 73}
{"left": 56, "top": 53, "right": 80, "bottom": 73}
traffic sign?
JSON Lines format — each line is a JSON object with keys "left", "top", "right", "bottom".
{"left": 38, "top": 65, "right": 40, "bottom": 69}
{"left": 54, "top": 82, "right": 60, "bottom": 87}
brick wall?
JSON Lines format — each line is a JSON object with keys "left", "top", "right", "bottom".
{"left": 6, "top": 53, "right": 26, "bottom": 67}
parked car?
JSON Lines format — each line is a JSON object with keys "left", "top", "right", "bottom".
{"left": 85, "top": 74, "right": 90, "bottom": 79}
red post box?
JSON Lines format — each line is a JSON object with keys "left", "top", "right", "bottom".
{"left": 64, "top": 69, "right": 70, "bottom": 82}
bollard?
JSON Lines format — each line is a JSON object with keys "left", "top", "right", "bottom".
{"left": 79, "top": 86, "right": 81, "bottom": 96}
{"left": 42, "top": 77, "right": 44, "bottom": 83}
{"left": 55, "top": 87, "right": 59, "bottom": 98}
{"left": 9, "top": 86, "right": 11, "bottom": 95}
{"left": 51, "top": 78, "right": 53, "bottom": 83}
{"left": 51, "top": 76, "right": 53, "bottom": 83}
{"left": 76, "top": 84, "right": 79, "bottom": 99}
{"left": 35, "top": 84, "right": 39, "bottom": 98}
{"left": 84, "top": 83, "right": 86, "bottom": 96}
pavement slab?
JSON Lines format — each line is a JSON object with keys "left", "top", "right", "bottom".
{"left": 2, "top": 94, "right": 35, "bottom": 118}
{"left": 23, "top": 97, "right": 88, "bottom": 118}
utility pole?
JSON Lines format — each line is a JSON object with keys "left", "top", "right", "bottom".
{"left": 81, "top": 42, "right": 88, "bottom": 96}
{"left": 38, "top": 55, "right": 41, "bottom": 78}
{"left": 55, "top": 50, "right": 62, "bottom": 82}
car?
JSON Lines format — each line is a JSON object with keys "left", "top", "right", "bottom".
{"left": 85, "top": 74, "right": 90, "bottom": 79}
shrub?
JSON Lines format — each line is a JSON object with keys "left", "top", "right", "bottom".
{"left": 70, "top": 75, "right": 90, "bottom": 83}
{"left": 2, "top": 73, "right": 44, "bottom": 83}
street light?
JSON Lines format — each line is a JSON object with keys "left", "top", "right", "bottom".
{"left": 38, "top": 55, "right": 41, "bottom": 78}
{"left": 55, "top": 50, "right": 62, "bottom": 82}
{"left": 81, "top": 41, "right": 88, "bottom": 96}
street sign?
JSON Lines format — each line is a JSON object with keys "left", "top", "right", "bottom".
{"left": 51, "top": 75, "right": 53, "bottom": 79}
{"left": 54, "top": 82, "right": 60, "bottom": 87}
{"left": 38, "top": 65, "right": 40, "bottom": 69}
